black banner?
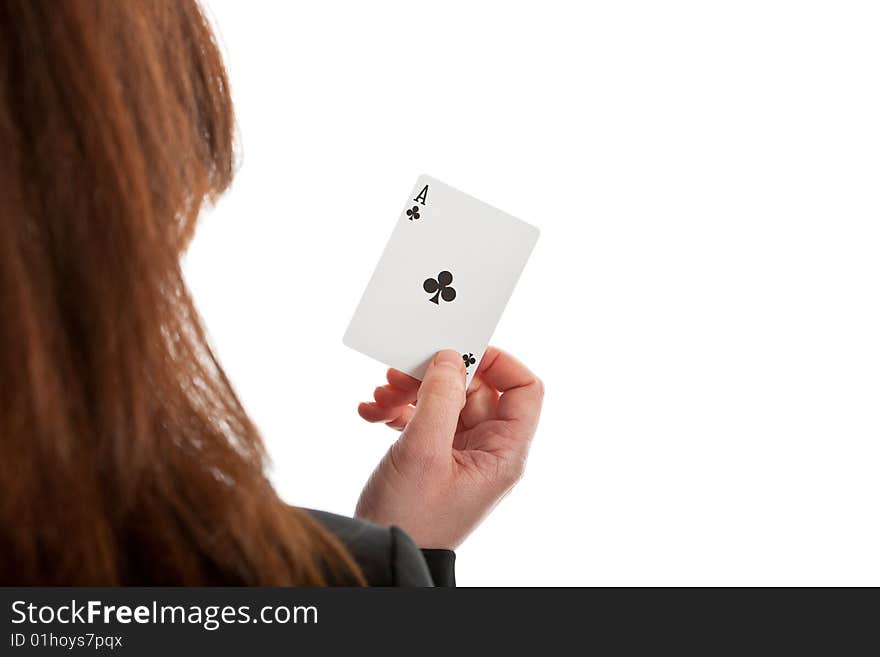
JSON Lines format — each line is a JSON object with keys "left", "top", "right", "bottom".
{"left": 0, "top": 587, "right": 873, "bottom": 654}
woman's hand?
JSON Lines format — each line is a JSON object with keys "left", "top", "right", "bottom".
{"left": 355, "top": 347, "right": 543, "bottom": 549}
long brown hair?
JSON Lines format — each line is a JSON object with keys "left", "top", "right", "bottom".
{"left": 0, "top": 0, "right": 363, "bottom": 585}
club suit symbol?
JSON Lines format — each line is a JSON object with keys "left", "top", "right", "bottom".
{"left": 462, "top": 352, "right": 476, "bottom": 370}
{"left": 406, "top": 205, "right": 421, "bottom": 221}
{"left": 423, "top": 271, "right": 456, "bottom": 304}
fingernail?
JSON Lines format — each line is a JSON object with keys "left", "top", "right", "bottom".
{"left": 434, "top": 349, "right": 465, "bottom": 371}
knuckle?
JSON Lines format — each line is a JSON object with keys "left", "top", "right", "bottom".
{"left": 420, "top": 380, "right": 466, "bottom": 408}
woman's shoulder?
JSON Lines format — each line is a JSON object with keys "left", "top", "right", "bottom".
{"left": 303, "top": 508, "right": 437, "bottom": 586}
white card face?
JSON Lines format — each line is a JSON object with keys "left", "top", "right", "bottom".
{"left": 343, "top": 175, "right": 539, "bottom": 386}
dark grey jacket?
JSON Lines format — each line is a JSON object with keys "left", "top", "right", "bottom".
{"left": 307, "top": 509, "right": 455, "bottom": 587}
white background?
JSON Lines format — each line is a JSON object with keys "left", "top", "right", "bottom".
{"left": 187, "top": 1, "right": 880, "bottom": 585}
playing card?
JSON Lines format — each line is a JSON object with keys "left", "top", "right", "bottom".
{"left": 343, "top": 175, "right": 539, "bottom": 386}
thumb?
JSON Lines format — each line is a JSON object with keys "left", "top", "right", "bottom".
{"left": 400, "top": 350, "right": 466, "bottom": 457}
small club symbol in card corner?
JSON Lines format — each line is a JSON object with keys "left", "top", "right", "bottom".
{"left": 462, "top": 352, "right": 476, "bottom": 371}
{"left": 406, "top": 205, "right": 421, "bottom": 221}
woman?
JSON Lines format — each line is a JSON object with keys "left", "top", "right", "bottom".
{"left": 0, "top": 0, "right": 543, "bottom": 586}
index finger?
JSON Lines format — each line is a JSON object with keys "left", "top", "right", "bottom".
{"left": 476, "top": 347, "right": 544, "bottom": 432}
